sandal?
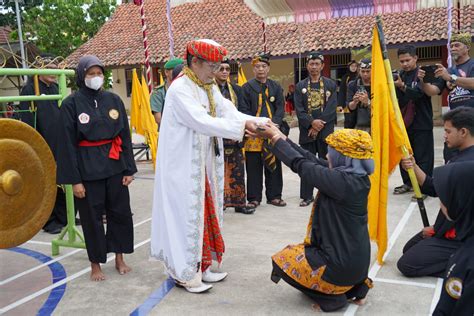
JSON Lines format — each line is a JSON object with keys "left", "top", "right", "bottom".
{"left": 247, "top": 201, "right": 260, "bottom": 208}
{"left": 299, "top": 198, "right": 314, "bottom": 207}
{"left": 393, "top": 184, "right": 413, "bottom": 195}
{"left": 267, "top": 199, "right": 287, "bottom": 207}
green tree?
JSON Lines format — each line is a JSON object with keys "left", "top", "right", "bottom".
{"left": 19, "top": 0, "right": 116, "bottom": 58}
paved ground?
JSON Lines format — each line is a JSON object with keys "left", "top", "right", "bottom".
{"left": 1, "top": 126, "right": 447, "bottom": 316}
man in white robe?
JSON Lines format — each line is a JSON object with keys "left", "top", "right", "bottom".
{"left": 150, "top": 39, "right": 267, "bottom": 293}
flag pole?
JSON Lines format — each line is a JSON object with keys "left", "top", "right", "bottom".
{"left": 375, "top": 16, "right": 430, "bottom": 227}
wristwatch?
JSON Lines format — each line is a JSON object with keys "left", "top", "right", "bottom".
{"left": 449, "top": 74, "right": 458, "bottom": 85}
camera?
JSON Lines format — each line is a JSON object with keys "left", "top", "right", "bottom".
{"left": 357, "top": 86, "right": 366, "bottom": 94}
{"left": 392, "top": 71, "right": 399, "bottom": 81}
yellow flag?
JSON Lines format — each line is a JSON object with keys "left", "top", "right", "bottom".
{"left": 237, "top": 64, "right": 247, "bottom": 86}
{"left": 130, "top": 69, "right": 144, "bottom": 136}
{"left": 368, "top": 23, "right": 412, "bottom": 264}
{"left": 139, "top": 74, "right": 159, "bottom": 168}
{"left": 159, "top": 71, "right": 164, "bottom": 85}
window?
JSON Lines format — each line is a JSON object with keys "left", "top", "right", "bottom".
{"left": 331, "top": 53, "right": 351, "bottom": 67}
{"left": 125, "top": 68, "right": 142, "bottom": 97}
{"left": 416, "top": 46, "right": 442, "bottom": 61}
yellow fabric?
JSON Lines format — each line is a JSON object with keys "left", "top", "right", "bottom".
{"left": 369, "top": 24, "right": 412, "bottom": 264}
{"left": 159, "top": 71, "right": 164, "bottom": 85}
{"left": 304, "top": 193, "right": 319, "bottom": 246}
{"left": 130, "top": 69, "right": 144, "bottom": 136}
{"left": 237, "top": 65, "right": 247, "bottom": 86}
{"left": 139, "top": 74, "right": 159, "bottom": 169}
{"left": 272, "top": 244, "right": 353, "bottom": 294}
{"left": 325, "top": 129, "right": 373, "bottom": 159}
{"left": 244, "top": 88, "right": 273, "bottom": 156}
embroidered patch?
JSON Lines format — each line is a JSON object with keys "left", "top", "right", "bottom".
{"left": 302, "top": 88, "right": 307, "bottom": 94}
{"left": 109, "top": 109, "right": 119, "bottom": 120}
{"left": 78, "top": 113, "right": 90, "bottom": 124}
{"left": 269, "top": 96, "right": 275, "bottom": 102}
{"left": 326, "top": 90, "right": 331, "bottom": 100}
{"left": 445, "top": 277, "right": 463, "bottom": 299}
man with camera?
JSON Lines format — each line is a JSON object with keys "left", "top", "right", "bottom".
{"left": 434, "top": 33, "right": 474, "bottom": 162}
{"left": 347, "top": 58, "right": 372, "bottom": 133}
{"left": 392, "top": 45, "right": 444, "bottom": 196}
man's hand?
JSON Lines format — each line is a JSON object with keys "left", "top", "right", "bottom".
{"left": 422, "top": 226, "right": 435, "bottom": 238}
{"left": 254, "top": 122, "right": 284, "bottom": 140}
{"left": 122, "top": 176, "right": 134, "bottom": 186}
{"left": 401, "top": 155, "right": 416, "bottom": 171}
{"left": 73, "top": 183, "right": 86, "bottom": 199}
{"left": 308, "top": 128, "right": 318, "bottom": 139}
{"left": 245, "top": 120, "right": 258, "bottom": 134}
{"left": 394, "top": 75, "right": 405, "bottom": 89}
{"left": 417, "top": 68, "right": 426, "bottom": 82}
{"left": 434, "top": 64, "right": 452, "bottom": 81}
{"left": 311, "top": 119, "right": 326, "bottom": 131}
{"left": 358, "top": 91, "right": 369, "bottom": 106}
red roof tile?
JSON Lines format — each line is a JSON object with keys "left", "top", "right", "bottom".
{"left": 65, "top": 0, "right": 474, "bottom": 67}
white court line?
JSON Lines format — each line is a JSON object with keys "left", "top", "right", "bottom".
{"left": 0, "top": 217, "right": 151, "bottom": 286}
{"left": 0, "top": 238, "right": 151, "bottom": 314}
{"left": 26, "top": 240, "right": 51, "bottom": 246}
{"left": 429, "top": 278, "right": 444, "bottom": 315}
{"left": 374, "top": 277, "right": 436, "bottom": 289}
{"left": 344, "top": 202, "right": 417, "bottom": 316}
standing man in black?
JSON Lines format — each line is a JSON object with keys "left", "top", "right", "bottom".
{"left": 242, "top": 53, "right": 286, "bottom": 209}
{"left": 19, "top": 54, "right": 68, "bottom": 234}
{"left": 294, "top": 52, "right": 337, "bottom": 207}
{"left": 339, "top": 60, "right": 359, "bottom": 128}
{"left": 392, "top": 45, "right": 444, "bottom": 197}
{"left": 347, "top": 58, "right": 372, "bottom": 133}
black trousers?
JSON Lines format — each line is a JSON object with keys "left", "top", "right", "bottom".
{"left": 397, "top": 232, "right": 462, "bottom": 278}
{"left": 246, "top": 151, "right": 283, "bottom": 203}
{"left": 271, "top": 261, "right": 371, "bottom": 312}
{"left": 299, "top": 140, "right": 328, "bottom": 200}
{"left": 400, "top": 129, "right": 434, "bottom": 186}
{"left": 76, "top": 173, "right": 134, "bottom": 263}
{"left": 43, "top": 187, "right": 68, "bottom": 229}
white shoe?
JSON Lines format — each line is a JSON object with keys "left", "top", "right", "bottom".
{"left": 183, "top": 282, "right": 213, "bottom": 293}
{"left": 202, "top": 269, "right": 228, "bottom": 283}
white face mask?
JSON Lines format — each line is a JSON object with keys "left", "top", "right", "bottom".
{"left": 85, "top": 76, "right": 104, "bottom": 90}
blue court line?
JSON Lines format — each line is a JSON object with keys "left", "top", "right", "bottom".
{"left": 7, "top": 247, "right": 67, "bottom": 316}
{"left": 129, "top": 278, "right": 175, "bottom": 316}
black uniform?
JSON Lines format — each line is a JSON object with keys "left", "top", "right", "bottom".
{"left": 241, "top": 78, "right": 284, "bottom": 203}
{"left": 395, "top": 67, "right": 444, "bottom": 190}
{"left": 56, "top": 56, "right": 137, "bottom": 264}
{"left": 294, "top": 76, "right": 337, "bottom": 201}
{"left": 19, "top": 79, "right": 68, "bottom": 232}
{"left": 346, "top": 79, "right": 371, "bottom": 131}
{"left": 432, "top": 161, "right": 474, "bottom": 316}
{"left": 338, "top": 71, "right": 358, "bottom": 128}
{"left": 397, "top": 145, "right": 474, "bottom": 277}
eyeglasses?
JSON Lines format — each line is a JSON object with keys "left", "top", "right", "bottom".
{"left": 203, "top": 60, "right": 221, "bottom": 72}
{"left": 218, "top": 66, "right": 231, "bottom": 72}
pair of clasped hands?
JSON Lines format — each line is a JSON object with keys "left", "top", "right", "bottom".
{"left": 244, "top": 120, "right": 286, "bottom": 144}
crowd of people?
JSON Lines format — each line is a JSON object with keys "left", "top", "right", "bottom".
{"left": 14, "top": 31, "right": 474, "bottom": 313}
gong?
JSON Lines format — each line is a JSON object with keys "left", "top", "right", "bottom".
{"left": 0, "top": 119, "right": 57, "bottom": 248}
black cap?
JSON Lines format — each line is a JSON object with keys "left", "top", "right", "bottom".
{"left": 360, "top": 58, "right": 371, "bottom": 69}
{"left": 252, "top": 52, "right": 270, "bottom": 65}
{"left": 221, "top": 57, "right": 230, "bottom": 65}
{"left": 348, "top": 59, "right": 358, "bottom": 66}
{"left": 307, "top": 51, "right": 324, "bottom": 62}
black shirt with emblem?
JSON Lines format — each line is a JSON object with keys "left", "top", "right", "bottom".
{"left": 448, "top": 58, "right": 474, "bottom": 109}
{"left": 56, "top": 87, "right": 137, "bottom": 184}
{"left": 433, "top": 236, "right": 474, "bottom": 316}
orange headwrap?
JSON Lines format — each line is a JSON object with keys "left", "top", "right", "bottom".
{"left": 185, "top": 39, "right": 228, "bottom": 62}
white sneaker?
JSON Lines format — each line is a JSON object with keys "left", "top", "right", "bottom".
{"left": 202, "top": 269, "right": 228, "bottom": 283}
{"left": 183, "top": 282, "right": 213, "bottom": 293}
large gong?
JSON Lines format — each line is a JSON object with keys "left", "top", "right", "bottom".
{"left": 0, "top": 119, "right": 57, "bottom": 248}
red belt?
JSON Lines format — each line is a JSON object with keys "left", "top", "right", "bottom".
{"left": 78, "top": 135, "right": 122, "bottom": 160}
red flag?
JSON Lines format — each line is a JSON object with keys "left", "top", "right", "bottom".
{"left": 133, "top": 0, "right": 142, "bottom": 5}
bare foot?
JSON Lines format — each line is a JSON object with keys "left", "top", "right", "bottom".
{"left": 311, "top": 303, "right": 321, "bottom": 311}
{"left": 352, "top": 298, "right": 367, "bottom": 306}
{"left": 90, "top": 263, "right": 105, "bottom": 281}
{"left": 115, "top": 253, "right": 132, "bottom": 275}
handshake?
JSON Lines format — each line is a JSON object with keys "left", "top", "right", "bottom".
{"left": 244, "top": 120, "right": 286, "bottom": 143}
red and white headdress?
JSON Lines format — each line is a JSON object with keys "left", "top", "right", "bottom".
{"left": 185, "top": 39, "right": 228, "bottom": 62}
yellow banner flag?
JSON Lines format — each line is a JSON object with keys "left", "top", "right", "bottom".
{"left": 130, "top": 69, "right": 145, "bottom": 136}
{"left": 237, "top": 64, "right": 247, "bottom": 86}
{"left": 369, "top": 22, "right": 412, "bottom": 264}
{"left": 139, "top": 74, "right": 159, "bottom": 168}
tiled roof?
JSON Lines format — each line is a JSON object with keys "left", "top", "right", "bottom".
{"left": 0, "top": 26, "right": 12, "bottom": 44}
{"left": 65, "top": 0, "right": 474, "bottom": 67}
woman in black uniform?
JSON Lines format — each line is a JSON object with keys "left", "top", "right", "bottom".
{"left": 56, "top": 55, "right": 137, "bottom": 281}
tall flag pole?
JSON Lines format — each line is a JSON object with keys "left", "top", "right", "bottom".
{"left": 262, "top": 21, "right": 267, "bottom": 53}
{"left": 447, "top": 0, "right": 453, "bottom": 68}
{"left": 134, "top": 0, "right": 153, "bottom": 94}
{"left": 166, "top": 0, "right": 175, "bottom": 58}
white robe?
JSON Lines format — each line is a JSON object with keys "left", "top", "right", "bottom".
{"left": 150, "top": 75, "right": 266, "bottom": 282}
